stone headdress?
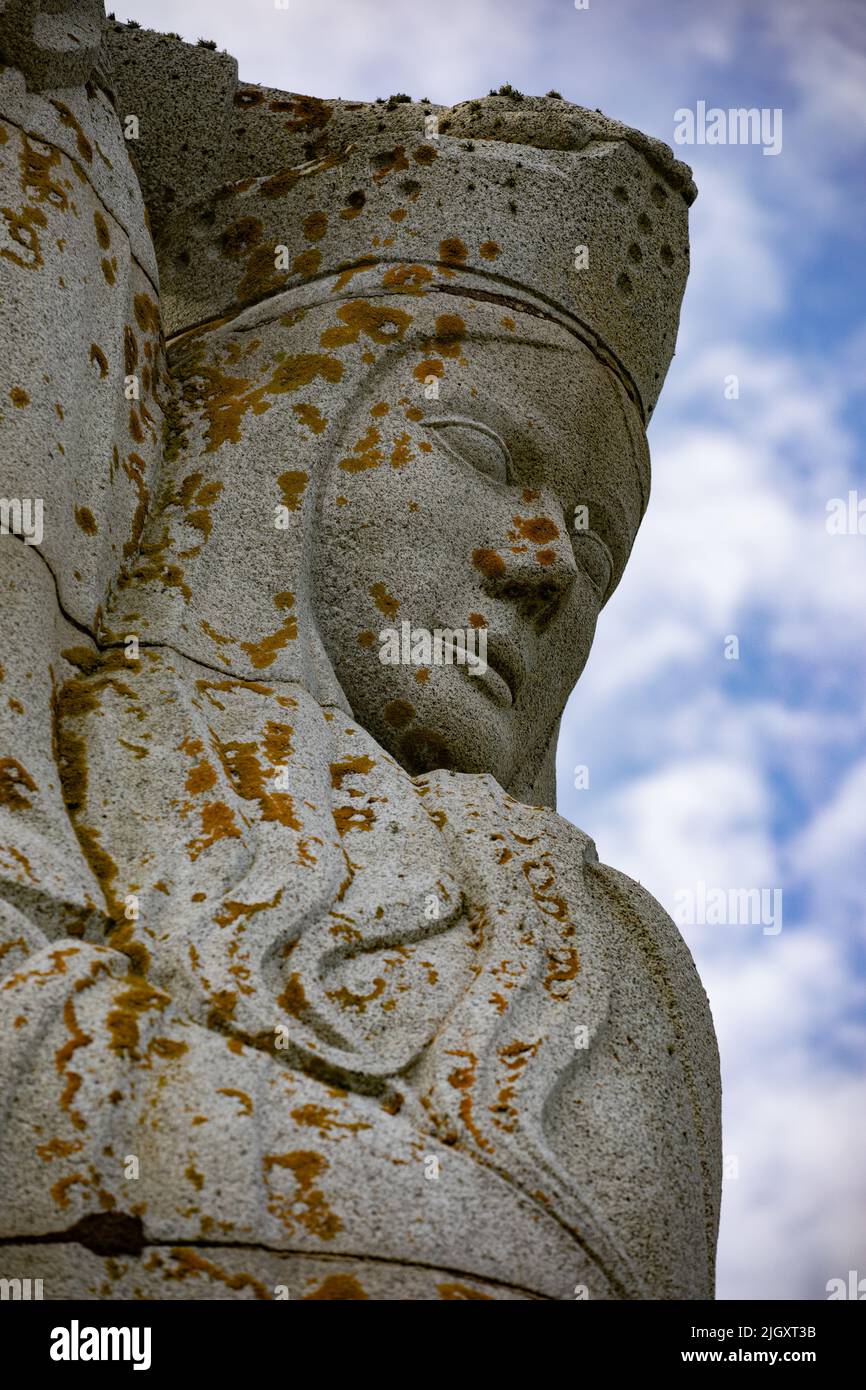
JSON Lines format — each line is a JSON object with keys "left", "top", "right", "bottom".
{"left": 108, "top": 24, "right": 695, "bottom": 429}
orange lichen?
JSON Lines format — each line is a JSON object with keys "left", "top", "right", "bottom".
{"left": 339, "top": 424, "right": 383, "bottom": 472}
{"left": 329, "top": 254, "right": 378, "bottom": 291}
{"left": 412, "top": 358, "right": 444, "bottom": 383}
{"left": 36, "top": 1136, "right": 83, "bottom": 1162}
{"left": 303, "top": 210, "right": 328, "bottom": 241}
{"left": 266, "top": 352, "right": 342, "bottom": 395}
{"left": 213, "top": 891, "right": 283, "bottom": 930}
{"left": 326, "top": 977, "right": 385, "bottom": 1013}
{"left": 148, "top": 1037, "right": 188, "bottom": 1059}
{"left": 211, "top": 728, "right": 300, "bottom": 828}
{"left": 239, "top": 596, "right": 298, "bottom": 670}
{"left": 262, "top": 1150, "right": 342, "bottom": 1239}
{"left": 277, "top": 970, "right": 308, "bottom": 1017}
{"left": 381, "top": 263, "right": 432, "bottom": 294}
{"left": 128, "top": 406, "right": 144, "bottom": 442}
{"left": 87, "top": 341, "right": 108, "bottom": 375}
{"left": 121, "top": 452, "right": 150, "bottom": 559}
{"left": 55, "top": 992, "right": 93, "bottom": 1133}
{"left": 390, "top": 432, "right": 413, "bottom": 468}
{"left": 49, "top": 100, "right": 95, "bottom": 163}
{"left": 133, "top": 292, "right": 160, "bottom": 334}
{"left": 321, "top": 299, "right": 413, "bottom": 349}
{"left": 446, "top": 1049, "right": 493, "bottom": 1153}
{"left": 302, "top": 1274, "right": 368, "bottom": 1300}
{"left": 329, "top": 753, "right": 375, "bottom": 789}
{"left": 277, "top": 470, "right": 309, "bottom": 510}
{"left": 439, "top": 236, "right": 468, "bottom": 267}
{"left": 384, "top": 698, "right": 414, "bottom": 729}
{"left": 185, "top": 759, "right": 218, "bottom": 795}
{"left": 279, "top": 96, "right": 334, "bottom": 134}
{"left": 438, "top": 1282, "right": 492, "bottom": 1300}
{"left": 20, "top": 132, "right": 68, "bottom": 207}
{"left": 292, "top": 248, "right": 322, "bottom": 277}
{"left": 165, "top": 1248, "right": 272, "bottom": 1300}
{"left": 369, "top": 582, "right": 398, "bottom": 618}
{"left": 106, "top": 978, "right": 170, "bottom": 1060}
{"left": 263, "top": 720, "right": 295, "bottom": 762}
{"left": 290, "top": 1104, "right": 370, "bottom": 1135}
{"left": 543, "top": 946, "right": 580, "bottom": 996}
{"left": 123, "top": 325, "right": 138, "bottom": 374}
{"left": 0, "top": 757, "right": 37, "bottom": 811}
{"left": 187, "top": 801, "right": 244, "bottom": 861}
{"left": 332, "top": 806, "right": 375, "bottom": 835}
{"left": 472, "top": 548, "right": 506, "bottom": 579}
{"left": 428, "top": 313, "right": 466, "bottom": 359}
{"left": 51, "top": 1173, "right": 89, "bottom": 1210}
{"left": 522, "top": 854, "right": 572, "bottom": 927}
{"left": 218, "top": 1087, "right": 254, "bottom": 1116}
{"left": 512, "top": 514, "right": 560, "bottom": 543}
{"left": 93, "top": 210, "right": 111, "bottom": 249}
{"left": 371, "top": 145, "right": 410, "bottom": 181}
{"left": 220, "top": 216, "right": 263, "bottom": 259}
{"left": 293, "top": 402, "right": 327, "bottom": 435}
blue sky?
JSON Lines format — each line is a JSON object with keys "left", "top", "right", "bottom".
{"left": 123, "top": 0, "right": 866, "bottom": 1300}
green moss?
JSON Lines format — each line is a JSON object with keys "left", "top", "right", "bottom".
{"left": 489, "top": 83, "right": 524, "bottom": 101}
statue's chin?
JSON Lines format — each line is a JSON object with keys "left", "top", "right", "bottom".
{"left": 344, "top": 682, "right": 520, "bottom": 790}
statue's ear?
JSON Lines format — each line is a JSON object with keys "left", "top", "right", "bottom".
{"left": 507, "top": 716, "right": 561, "bottom": 810}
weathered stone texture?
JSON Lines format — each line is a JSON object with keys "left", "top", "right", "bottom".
{"left": 0, "top": 7, "right": 720, "bottom": 1300}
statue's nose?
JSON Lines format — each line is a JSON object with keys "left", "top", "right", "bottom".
{"left": 473, "top": 534, "right": 579, "bottom": 629}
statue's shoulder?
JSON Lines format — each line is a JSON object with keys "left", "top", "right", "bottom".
{"left": 414, "top": 766, "right": 598, "bottom": 859}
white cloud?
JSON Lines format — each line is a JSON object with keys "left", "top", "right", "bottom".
{"left": 586, "top": 755, "right": 778, "bottom": 913}
{"left": 706, "top": 935, "right": 866, "bottom": 1299}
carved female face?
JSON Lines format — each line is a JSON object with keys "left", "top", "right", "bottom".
{"left": 310, "top": 295, "right": 648, "bottom": 800}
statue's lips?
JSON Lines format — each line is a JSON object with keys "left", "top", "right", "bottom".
{"left": 472, "top": 659, "right": 513, "bottom": 709}
{"left": 487, "top": 636, "right": 526, "bottom": 705}
{"left": 442, "top": 633, "right": 525, "bottom": 709}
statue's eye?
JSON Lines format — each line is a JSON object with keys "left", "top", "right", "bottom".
{"left": 573, "top": 530, "right": 614, "bottom": 601}
{"left": 422, "top": 419, "right": 512, "bottom": 485}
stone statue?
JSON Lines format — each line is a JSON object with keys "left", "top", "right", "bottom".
{"left": 0, "top": 5, "right": 720, "bottom": 1299}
